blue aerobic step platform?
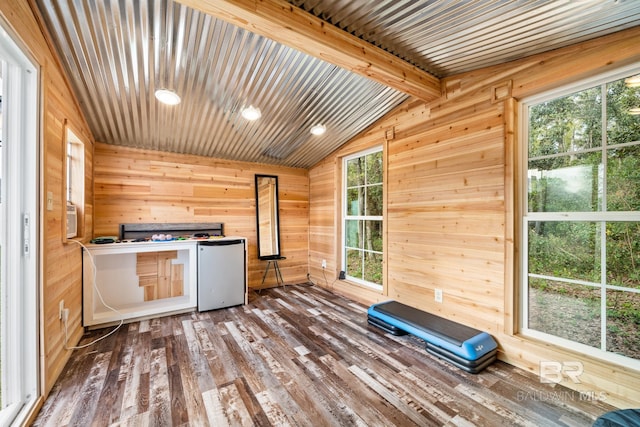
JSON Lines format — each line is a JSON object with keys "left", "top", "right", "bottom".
{"left": 367, "top": 301, "right": 498, "bottom": 373}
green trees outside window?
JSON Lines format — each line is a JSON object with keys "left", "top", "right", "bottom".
{"left": 525, "top": 72, "right": 640, "bottom": 360}
{"left": 344, "top": 148, "right": 383, "bottom": 288}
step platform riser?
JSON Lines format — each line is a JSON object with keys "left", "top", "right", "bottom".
{"left": 367, "top": 301, "right": 498, "bottom": 373}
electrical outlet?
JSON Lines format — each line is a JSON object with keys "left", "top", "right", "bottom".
{"left": 61, "top": 308, "right": 70, "bottom": 323}
{"left": 435, "top": 288, "right": 443, "bottom": 303}
{"left": 47, "top": 191, "right": 54, "bottom": 211}
{"left": 321, "top": 259, "right": 327, "bottom": 269}
{"left": 59, "top": 300, "right": 65, "bottom": 320}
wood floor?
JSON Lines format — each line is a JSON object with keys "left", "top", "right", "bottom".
{"left": 34, "top": 284, "right": 614, "bottom": 426}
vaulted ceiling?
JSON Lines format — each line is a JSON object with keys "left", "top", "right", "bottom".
{"left": 37, "top": 0, "right": 640, "bottom": 168}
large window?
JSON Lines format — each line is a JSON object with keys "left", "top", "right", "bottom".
{"left": 522, "top": 66, "right": 640, "bottom": 365}
{"left": 343, "top": 147, "right": 383, "bottom": 289}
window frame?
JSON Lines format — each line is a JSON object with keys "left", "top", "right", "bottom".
{"left": 341, "top": 145, "right": 384, "bottom": 290}
{"left": 0, "top": 21, "right": 40, "bottom": 426}
{"left": 63, "top": 121, "right": 85, "bottom": 242}
{"left": 519, "top": 62, "right": 640, "bottom": 369}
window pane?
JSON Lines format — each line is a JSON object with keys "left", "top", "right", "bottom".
{"left": 607, "top": 146, "right": 640, "bottom": 211}
{"left": 606, "top": 222, "right": 640, "bottom": 288}
{"left": 606, "top": 289, "right": 640, "bottom": 359}
{"left": 528, "top": 278, "right": 601, "bottom": 347}
{"left": 528, "top": 87, "right": 602, "bottom": 158}
{"left": 345, "top": 220, "right": 361, "bottom": 248}
{"left": 66, "top": 142, "right": 72, "bottom": 202}
{"left": 364, "top": 252, "right": 383, "bottom": 285}
{"left": 347, "top": 188, "right": 362, "bottom": 216}
{"left": 606, "top": 78, "right": 640, "bottom": 146}
{"left": 346, "top": 248, "right": 363, "bottom": 279}
{"left": 365, "top": 184, "right": 382, "bottom": 216}
{"left": 528, "top": 222, "right": 601, "bottom": 282}
{"left": 343, "top": 147, "right": 383, "bottom": 289}
{"left": 366, "top": 151, "right": 383, "bottom": 184}
{"left": 346, "top": 157, "right": 364, "bottom": 186}
{"left": 363, "top": 220, "right": 382, "bottom": 252}
{"left": 528, "top": 152, "right": 602, "bottom": 212}
{"left": 525, "top": 72, "right": 640, "bottom": 362}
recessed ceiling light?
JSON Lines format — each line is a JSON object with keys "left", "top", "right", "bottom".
{"left": 310, "top": 124, "right": 326, "bottom": 135}
{"left": 241, "top": 105, "right": 261, "bottom": 121}
{"left": 155, "top": 89, "right": 181, "bottom": 105}
{"left": 625, "top": 75, "right": 640, "bottom": 88}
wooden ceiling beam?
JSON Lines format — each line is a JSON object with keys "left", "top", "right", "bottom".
{"left": 175, "top": 0, "right": 441, "bottom": 102}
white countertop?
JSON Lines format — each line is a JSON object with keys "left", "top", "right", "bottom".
{"left": 83, "top": 236, "right": 246, "bottom": 255}
{"left": 85, "top": 235, "right": 245, "bottom": 248}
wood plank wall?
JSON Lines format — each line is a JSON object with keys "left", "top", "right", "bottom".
{"left": 0, "top": 0, "right": 95, "bottom": 403}
{"left": 93, "top": 143, "right": 309, "bottom": 289}
{"left": 309, "top": 27, "right": 640, "bottom": 407}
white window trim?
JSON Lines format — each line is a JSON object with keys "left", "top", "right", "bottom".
{"left": 0, "top": 22, "right": 40, "bottom": 426}
{"left": 342, "top": 145, "right": 383, "bottom": 290}
{"left": 519, "top": 62, "right": 640, "bottom": 371}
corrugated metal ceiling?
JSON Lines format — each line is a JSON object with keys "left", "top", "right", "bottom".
{"left": 291, "top": 0, "right": 640, "bottom": 78}
{"left": 37, "top": 0, "right": 407, "bottom": 168}
{"left": 37, "top": 0, "right": 640, "bottom": 168}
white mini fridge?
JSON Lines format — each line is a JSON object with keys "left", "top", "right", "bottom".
{"left": 197, "top": 239, "right": 246, "bottom": 311}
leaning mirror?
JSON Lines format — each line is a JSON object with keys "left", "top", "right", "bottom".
{"left": 255, "top": 174, "right": 281, "bottom": 259}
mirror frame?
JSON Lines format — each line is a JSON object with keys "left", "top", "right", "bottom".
{"left": 255, "top": 174, "right": 282, "bottom": 260}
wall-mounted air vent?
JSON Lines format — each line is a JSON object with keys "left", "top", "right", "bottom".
{"left": 66, "top": 203, "right": 77, "bottom": 238}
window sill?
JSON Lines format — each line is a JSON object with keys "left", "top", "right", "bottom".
{"left": 516, "top": 329, "right": 640, "bottom": 374}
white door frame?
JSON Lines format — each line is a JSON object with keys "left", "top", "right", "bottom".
{"left": 0, "top": 19, "right": 40, "bottom": 426}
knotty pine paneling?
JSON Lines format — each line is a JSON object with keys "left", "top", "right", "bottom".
{"left": 308, "top": 27, "right": 640, "bottom": 406}
{"left": 0, "top": 0, "right": 95, "bottom": 406}
{"left": 93, "top": 143, "right": 309, "bottom": 289}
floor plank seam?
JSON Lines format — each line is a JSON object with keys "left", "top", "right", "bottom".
{"left": 34, "top": 285, "right": 614, "bottom": 427}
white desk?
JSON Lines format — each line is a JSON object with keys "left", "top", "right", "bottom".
{"left": 82, "top": 237, "right": 247, "bottom": 327}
